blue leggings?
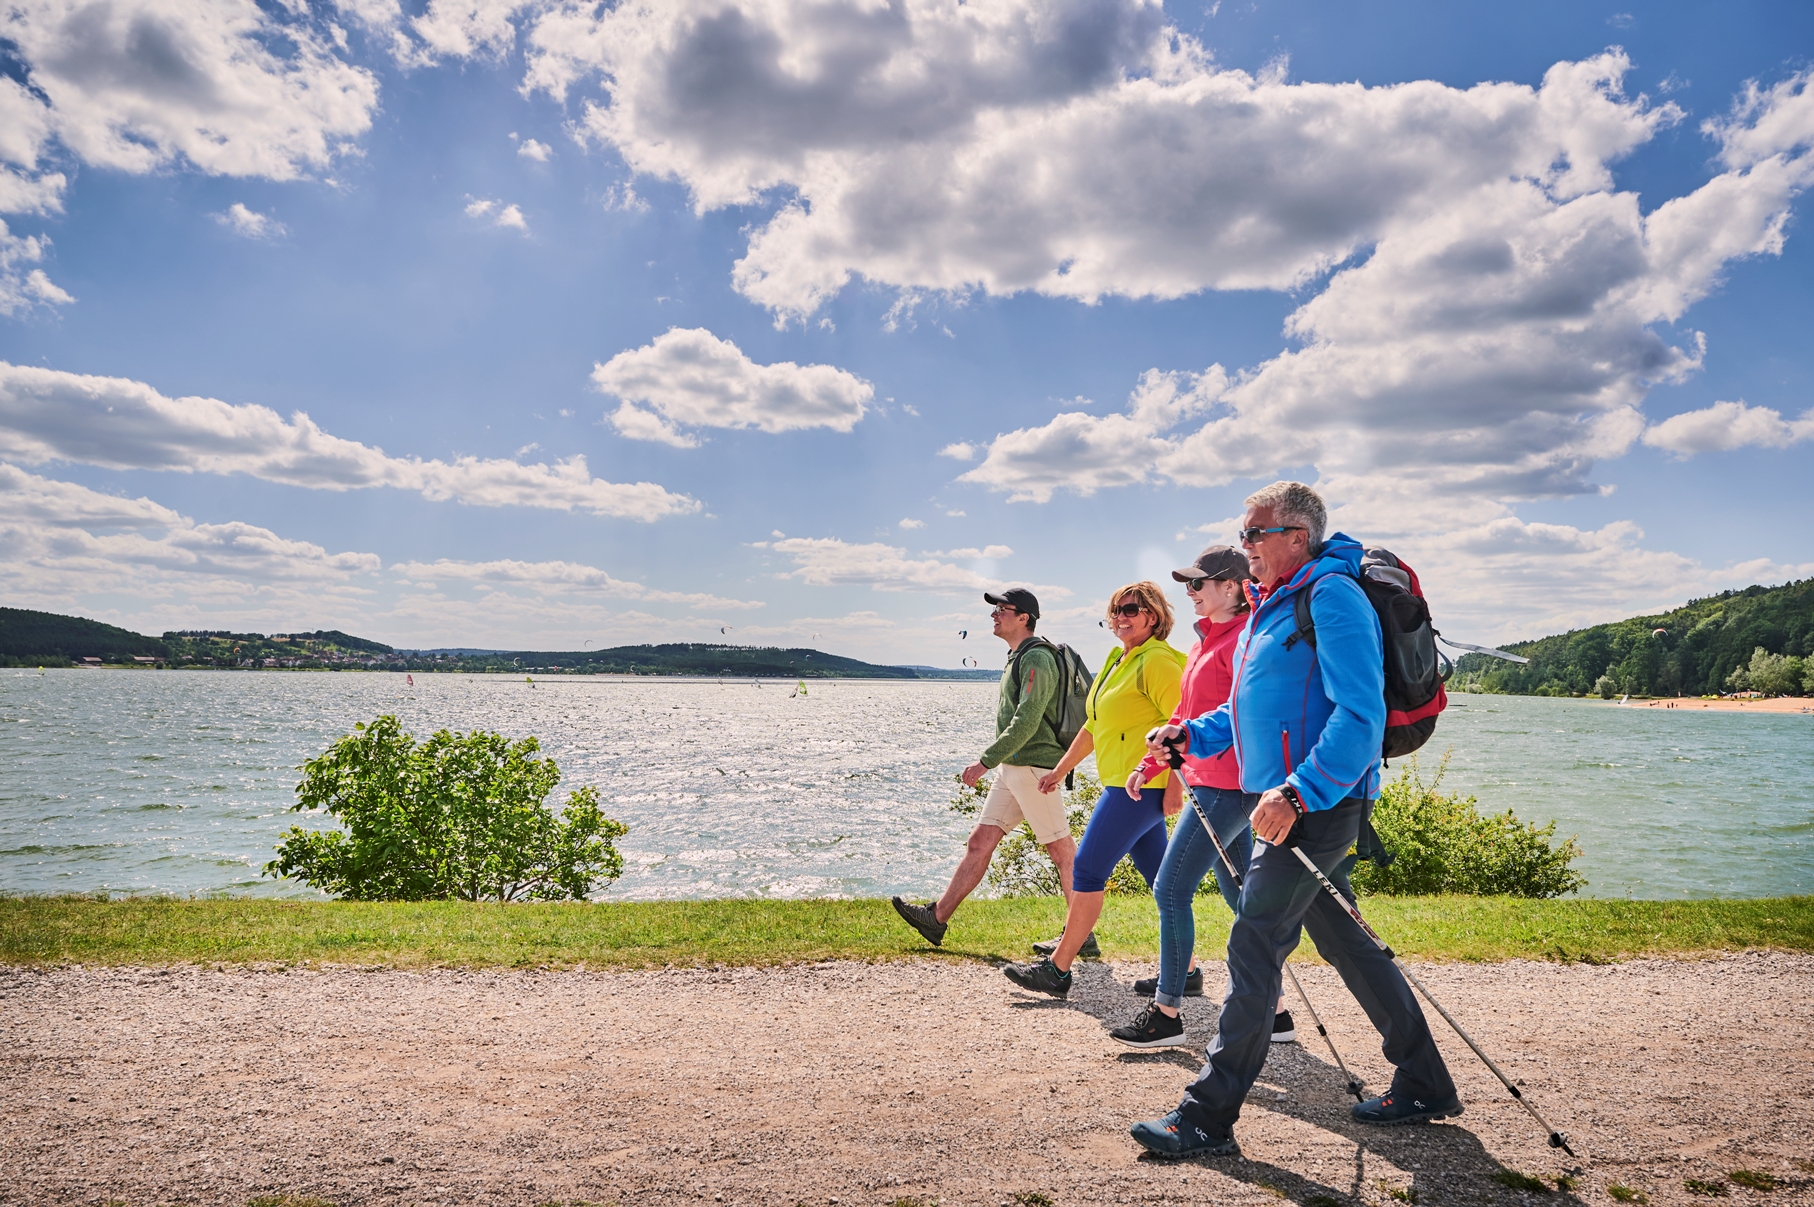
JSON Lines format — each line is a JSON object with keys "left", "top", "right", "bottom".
{"left": 1072, "top": 786, "right": 1169, "bottom": 894}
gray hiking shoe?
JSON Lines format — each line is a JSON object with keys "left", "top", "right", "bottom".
{"left": 890, "top": 897, "right": 946, "bottom": 947}
{"left": 1003, "top": 958, "right": 1072, "bottom": 998}
{"left": 1032, "top": 931, "right": 1101, "bottom": 958}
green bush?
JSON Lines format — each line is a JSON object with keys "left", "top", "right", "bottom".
{"left": 1727, "top": 646, "right": 1807, "bottom": 696}
{"left": 265, "top": 715, "right": 626, "bottom": 902}
{"left": 1351, "top": 755, "right": 1585, "bottom": 898}
{"left": 951, "top": 770, "right": 1209, "bottom": 898}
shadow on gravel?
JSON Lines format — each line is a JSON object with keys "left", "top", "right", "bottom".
{"left": 1012, "top": 962, "right": 1587, "bottom": 1205}
{"left": 1228, "top": 1054, "right": 1588, "bottom": 1207}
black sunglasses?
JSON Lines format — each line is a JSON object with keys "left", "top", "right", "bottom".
{"left": 1237, "top": 525, "right": 1304, "bottom": 545}
{"left": 1184, "top": 575, "right": 1234, "bottom": 592}
{"left": 1108, "top": 601, "right": 1148, "bottom": 618}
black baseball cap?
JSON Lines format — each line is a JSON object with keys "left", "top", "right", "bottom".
{"left": 983, "top": 587, "right": 1040, "bottom": 619}
{"left": 1171, "top": 546, "right": 1251, "bottom": 583}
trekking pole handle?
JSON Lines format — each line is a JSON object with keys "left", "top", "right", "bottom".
{"left": 1150, "top": 726, "right": 1187, "bottom": 769}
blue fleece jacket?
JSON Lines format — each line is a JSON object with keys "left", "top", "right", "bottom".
{"left": 1183, "top": 532, "right": 1384, "bottom": 811}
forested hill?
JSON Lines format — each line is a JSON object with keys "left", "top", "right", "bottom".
{"left": 0, "top": 608, "right": 170, "bottom": 663}
{"left": 0, "top": 608, "right": 995, "bottom": 678}
{"left": 1452, "top": 579, "right": 1814, "bottom": 697}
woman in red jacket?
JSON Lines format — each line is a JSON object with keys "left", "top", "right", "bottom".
{"left": 1107, "top": 546, "right": 1293, "bottom": 1050}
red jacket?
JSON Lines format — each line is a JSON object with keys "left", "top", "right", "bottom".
{"left": 1136, "top": 613, "right": 1247, "bottom": 790}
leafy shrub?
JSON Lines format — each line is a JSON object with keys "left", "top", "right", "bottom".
{"left": 951, "top": 769, "right": 1197, "bottom": 898}
{"left": 1350, "top": 755, "right": 1586, "bottom": 898}
{"left": 1727, "top": 647, "right": 1807, "bottom": 696}
{"left": 1607, "top": 1186, "right": 1649, "bottom": 1204}
{"left": 1491, "top": 1169, "right": 1549, "bottom": 1193}
{"left": 265, "top": 715, "right": 626, "bottom": 901}
{"left": 1727, "top": 1170, "right": 1778, "bottom": 1192}
{"left": 1594, "top": 674, "right": 1618, "bottom": 699}
{"left": 1684, "top": 1179, "right": 1730, "bottom": 1197}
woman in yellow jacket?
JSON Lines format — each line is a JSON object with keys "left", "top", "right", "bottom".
{"left": 1004, "top": 580, "right": 1185, "bottom": 997}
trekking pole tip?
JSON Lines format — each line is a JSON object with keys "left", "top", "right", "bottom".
{"left": 1549, "top": 1133, "right": 1576, "bottom": 1157}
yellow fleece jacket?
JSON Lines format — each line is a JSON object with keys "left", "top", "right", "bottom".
{"left": 1085, "top": 637, "right": 1185, "bottom": 789}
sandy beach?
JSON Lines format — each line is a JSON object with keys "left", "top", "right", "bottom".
{"left": 1609, "top": 697, "right": 1813, "bottom": 714}
{"left": 4, "top": 951, "right": 1811, "bottom": 1207}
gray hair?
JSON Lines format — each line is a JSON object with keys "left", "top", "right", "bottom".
{"left": 1244, "top": 480, "right": 1326, "bottom": 554}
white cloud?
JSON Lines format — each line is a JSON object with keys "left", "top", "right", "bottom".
{"left": 0, "top": 463, "right": 383, "bottom": 606}
{"left": 749, "top": 536, "right": 1062, "bottom": 607}
{"left": 517, "top": 137, "right": 552, "bottom": 161}
{"left": 390, "top": 557, "right": 763, "bottom": 609}
{"left": 405, "top": 0, "right": 531, "bottom": 63}
{"left": 937, "top": 443, "right": 976, "bottom": 462}
{"left": 1642, "top": 400, "right": 1814, "bottom": 456}
{"left": 752, "top": 536, "right": 1043, "bottom": 595}
{"left": 946, "top": 63, "right": 1814, "bottom": 511}
{"left": 0, "top": 465, "right": 755, "bottom": 646}
{"left": 959, "top": 367, "right": 1225, "bottom": 502}
{"left": 465, "top": 196, "right": 527, "bottom": 231}
{"left": 507, "top": 5, "right": 1675, "bottom": 321}
{"left": 0, "top": 220, "right": 74, "bottom": 314}
{"left": 212, "top": 202, "right": 284, "bottom": 239}
{"left": 593, "top": 327, "right": 873, "bottom": 446}
{"left": 931, "top": 545, "right": 1013, "bottom": 560}
{"left": 0, "top": 0, "right": 378, "bottom": 208}
{"left": 0, "top": 362, "right": 699, "bottom": 521}
{"left": 898, "top": 518, "right": 924, "bottom": 529}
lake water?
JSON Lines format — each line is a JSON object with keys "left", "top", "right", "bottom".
{"left": 2, "top": 670, "right": 1809, "bottom": 901}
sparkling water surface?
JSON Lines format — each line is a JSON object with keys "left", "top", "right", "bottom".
{"left": 2, "top": 670, "right": 1809, "bottom": 900}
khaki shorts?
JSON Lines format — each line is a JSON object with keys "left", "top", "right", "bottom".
{"left": 978, "top": 764, "right": 1071, "bottom": 846}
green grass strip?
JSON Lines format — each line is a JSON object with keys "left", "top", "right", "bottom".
{"left": 2, "top": 894, "right": 1810, "bottom": 970}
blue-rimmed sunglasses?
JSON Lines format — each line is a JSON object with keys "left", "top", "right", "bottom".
{"left": 1237, "top": 525, "right": 1304, "bottom": 545}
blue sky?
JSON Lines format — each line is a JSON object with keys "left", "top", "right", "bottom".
{"left": 1, "top": 0, "right": 1811, "bottom": 666}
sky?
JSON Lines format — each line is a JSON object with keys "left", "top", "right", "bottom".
{"left": 1, "top": 0, "right": 1812, "bottom": 668}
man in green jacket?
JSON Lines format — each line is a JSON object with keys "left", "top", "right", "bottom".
{"left": 892, "top": 588, "right": 1075, "bottom": 945}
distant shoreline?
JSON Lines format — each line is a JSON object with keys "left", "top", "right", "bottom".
{"left": 1608, "top": 695, "right": 1812, "bottom": 714}
{"left": 19, "top": 666, "right": 996, "bottom": 683}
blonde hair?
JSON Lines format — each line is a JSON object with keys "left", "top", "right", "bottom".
{"left": 1107, "top": 580, "right": 1175, "bottom": 641}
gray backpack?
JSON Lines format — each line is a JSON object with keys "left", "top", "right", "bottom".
{"left": 1010, "top": 638, "right": 1094, "bottom": 777}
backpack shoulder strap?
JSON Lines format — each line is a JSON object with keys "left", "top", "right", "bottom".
{"left": 1006, "top": 636, "right": 1057, "bottom": 702}
{"left": 1285, "top": 582, "right": 1318, "bottom": 651}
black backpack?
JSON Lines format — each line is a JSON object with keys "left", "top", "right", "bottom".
{"left": 1284, "top": 547, "right": 1451, "bottom": 761}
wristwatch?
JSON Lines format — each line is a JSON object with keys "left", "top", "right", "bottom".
{"left": 1279, "top": 784, "right": 1308, "bottom": 815}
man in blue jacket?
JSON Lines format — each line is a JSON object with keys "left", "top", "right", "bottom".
{"left": 1130, "top": 481, "right": 1459, "bottom": 1159}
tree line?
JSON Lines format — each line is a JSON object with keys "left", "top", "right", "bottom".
{"left": 1451, "top": 578, "right": 1814, "bottom": 697}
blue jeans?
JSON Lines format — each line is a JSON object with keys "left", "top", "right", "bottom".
{"left": 1177, "top": 797, "right": 1455, "bottom": 1130}
{"left": 1072, "top": 786, "right": 1169, "bottom": 895}
{"left": 1151, "top": 786, "right": 1253, "bottom": 1008}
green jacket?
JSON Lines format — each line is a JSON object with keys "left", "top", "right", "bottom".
{"left": 979, "top": 638, "right": 1064, "bottom": 770}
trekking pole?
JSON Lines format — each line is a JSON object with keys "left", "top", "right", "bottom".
{"left": 1160, "top": 737, "right": 1364, "bottom": 1100}
{"left": 1277, "top": 839, "right": 1578, "bottom": 1157}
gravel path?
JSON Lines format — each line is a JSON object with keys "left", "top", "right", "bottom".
{"left": 4, "top": 952, "right": 1811, "bottom": 1207}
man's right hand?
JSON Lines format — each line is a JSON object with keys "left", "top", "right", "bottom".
{"left": 1145, "top": 724, "right": 1188, "bottom": 760}
{"left": 961, "top": 760, "right": 989, "bottom": 788}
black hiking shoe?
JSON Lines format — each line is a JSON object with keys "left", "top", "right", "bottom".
{"left": 1129, "top": 1110, "right": 1240, "bottom": 1159}
{"left": 1109, "top": 1003, "right": 1190, "bottom": 1050}
{"left": 1003, "top": 958, "right": 1072, "bottom": 998}
{"left": 1033, "top": 931, "right": 1100, "bottom": 958}
{"left": 1351, "top": 1090, "right": 1463, "bottom": 1125}
{"left": 890, "top": 897, "right": 946, "bottom": 947}
{"left": 1271, "top": 1010, "right": 1297, "bottom": 1042}
{"left": 1132, "top": 967, "right": 1204, "bottom": 997}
